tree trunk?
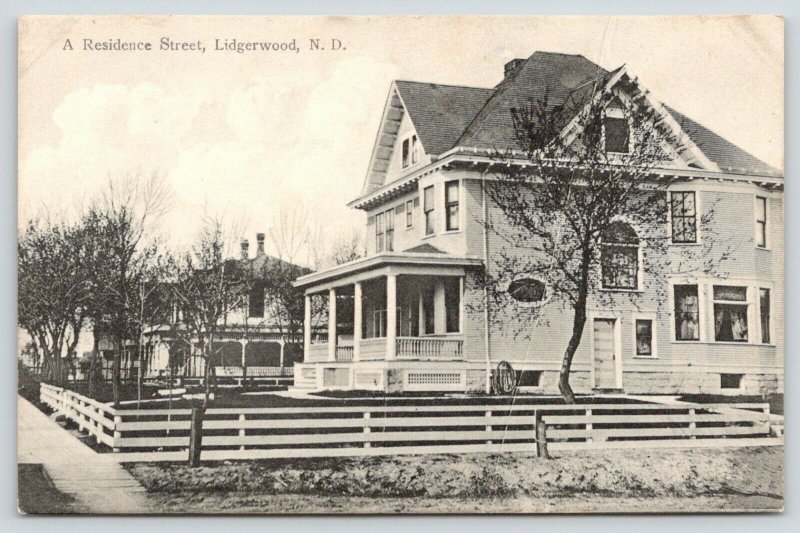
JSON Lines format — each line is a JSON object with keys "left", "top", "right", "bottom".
{"left": 112, "top": 340, "right": 122, "bottom": 408}
{"left": 89, "top": 331, "right": 100, "bottom": 397}
{"left": 558, "top": 249, "right": 592, "bottom": 404}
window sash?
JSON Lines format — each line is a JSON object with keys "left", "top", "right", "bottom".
{"left": 445, "top": 181, "right": 459, "bottom": 231}
{"left": 601, "top": 245, "right": 638, "bottom": 289}
{"left": 424, "top": 186, "right": 435, "bottom": 236}
{"left": 674, "top": 284, "right": 700, "bottom": 341}
{"left": 406, "top": 200, "right": 413, "bottom": 228}
{"left": 756, "top": 196, "right": 767, "bottom": 248}
{"left": 402, "top": 139, "right": 410, "bottom": 168}
{"left": 375, "top": 212, "right": 385, "bottom": 252}
{"left": 712, "top": 285, "right": 749, "bottom": 342}
{"left": 670, "top": 192, "right": 697, "bottom": 243}
{"left": 760, "top": 288, "right": 771, "bottom": 344}
{"left": 411, "top": 135, "right": 418, "bottom": 164}
{"left": 635, "top": 319, "right": 653, "bottom": 356}
{"left": 604, "top": 117, "right": 630, "bottom": 153}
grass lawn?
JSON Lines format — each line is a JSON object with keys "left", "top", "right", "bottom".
{"left": 18, "top": 464, "right": 83, "bottom": 514}
{"left": 677, "top": 393, "right": 784, "bottom": 415}
{"left": 125, "top": 445, "right": 783, "bottom": 514}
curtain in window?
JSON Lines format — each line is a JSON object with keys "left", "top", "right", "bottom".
{"left": 674, "top": 285, "right": 699, "bottom": 340}
{"left": 714, "top": 304, "right": 748, "bottom": 342}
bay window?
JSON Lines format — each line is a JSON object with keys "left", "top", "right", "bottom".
{"left": 424, "top": 186, "right": 435, "bottom": 236}
{"left": 713, "top": 285, "right": 749, "bottom": 342}
{"left": 755, "top": 196, "right": 767, "bottom": 248}
{"left": 674, "top": 284, "right": 700, "bottom": 341}
{"left": 445, "top": 181, "right": 460, "bottom": 231}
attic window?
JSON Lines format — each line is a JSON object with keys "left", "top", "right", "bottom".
{"left": 604, "top": 103, "right": 630, "bottom": 153}
{"left": 402, "top": 135, "right": 419, "bottom": 169}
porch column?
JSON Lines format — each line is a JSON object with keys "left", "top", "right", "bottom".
{"left": 353, "top": 282, "right": 362, "bottom": 362}
{"left": 328, "top": 288, "right": 337, "bottom": 362}
{"left": 279, "top": 337, "right": 285, "bottom": 367}
{"left": 304, "top": 294, "right": 312, "bottom": 360}
{"left": 386, "top": 274, "right": 397, "bottom": 360}
{"left": 434, "top": 279, "right": 447, "bottom": 334}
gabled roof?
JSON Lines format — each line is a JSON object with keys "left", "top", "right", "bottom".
{"left": 362, "top": 50, "right": 781, "bottom": 195}
{"left": 664, "top": 105, "right": 781, "bottom": 177}
{"left": 394, "top": 81, "right": 494, "bottom": 156}
{"left": 457, "top": 52, "right": 610, "bottom": 150}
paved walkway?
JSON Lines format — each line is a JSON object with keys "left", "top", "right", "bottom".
{"left": 17, "top": 396, "right": 151, "bottom": 514}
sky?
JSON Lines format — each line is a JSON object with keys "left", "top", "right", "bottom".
{"left": 18, "top": 15, "right": 783, "bottom": 267}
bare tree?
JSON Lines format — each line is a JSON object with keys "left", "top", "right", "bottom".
{"left": 268, "top": 204, "right": 308, "bottom": 264}
{"left": 329, "top": 227, "right": 365, "bottom": 266}
{"left": 480, "top": 83, "right": 726, "bottom": 402}
{"left": 88, "top": 171, "right": 171, "bottom": 407}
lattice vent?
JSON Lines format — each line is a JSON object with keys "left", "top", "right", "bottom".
{"left": 406, "top": 372, "right": 463, "bottom": 385}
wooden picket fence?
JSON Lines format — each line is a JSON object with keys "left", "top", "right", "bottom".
{"left": 39, "top": 383, "right": 781, "bottom": 462}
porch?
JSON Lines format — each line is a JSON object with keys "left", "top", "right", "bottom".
{"left": 296, "top": 252, "right": 483, "bottom": 364}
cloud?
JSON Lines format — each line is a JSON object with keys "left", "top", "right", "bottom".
{"left": 19, "top": 55, "right": 400, "bottom": 259}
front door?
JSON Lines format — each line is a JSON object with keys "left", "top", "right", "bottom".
{"left": 592, "top": 318, "right": 618, "bottom": 389}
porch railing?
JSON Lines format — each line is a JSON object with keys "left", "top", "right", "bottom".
{"left": 396, "top": 337, "right": 464, "bottom": 359}
{"left": 335, "top": 345, "right": 354, "bottom": 362}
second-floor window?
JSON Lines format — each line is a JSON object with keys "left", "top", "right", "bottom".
{"left": 424, "top": 186, "right": 435, "bottom": 236}
{"left": 375, "top": 209, "right": 395, "bottom": 252}
{"left": 670, "top": 191, "right": 697, "bottom": 244}
{"left": 249, "top": 286, "right": 265, "bottom": 318}
{"left": 406, "top": 199, "right": 413, "bottom": 228}
{"left": 600, "top": 222, "right": 640, "bottom": 290}
{"left": 402, "top": 135, "right": 418, "bottom": 169}
{"left": 445, "top": 181, "right": 460, "bottom": 231}
{"left": 755, "top": 196, "right": 767, "bottom": 248}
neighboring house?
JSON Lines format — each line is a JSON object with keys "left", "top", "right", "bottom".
{"left": 143, "top": 233, "right": 310, "bottom": 380}
{"left": 292, "top": 51, "right": 783, "bottom": 395}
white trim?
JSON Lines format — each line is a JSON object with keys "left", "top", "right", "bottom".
{"left": 632, "top": 312, "right": 658, "bottom": 359}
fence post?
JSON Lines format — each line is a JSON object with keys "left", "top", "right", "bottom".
{"left": 112, "top": 415, "right": 122, "bottom": 452}
{"left": 586, "top": 409, "right": 593, "bottom": 443}
{"left": 95, "top": 406, "right": 102, "bottom": 444}
{"left": 239, "top": 414, "right": 246, "bottom": 451}
{"left": 486, "top": 410, "right": 492, "bottom": 445}
{"left": 363, "top": 411, "right": 371, "bottom": 448}
{"left": 689, "top": 408, "right": 697, "bottom": 440}
{"left": 188, "top": 406, "right": 205, "bottom": 467}
{"left": 535, "top": 411, "right": 549, "bottom": 459}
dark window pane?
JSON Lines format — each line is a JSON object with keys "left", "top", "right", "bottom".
{"left": 248, "top": 286, "right": 265, "bottom": 318}
{"left": 760, "top": 288, "right": 771, "bottom": 344}
{"left": 635, "top": 319, "right": 652, "bottom": 355}
{"left": 402, "top": 139, "right": 410, "bottom": 168}
{"left": 670, "top": 192, "right": 697, "bottom": 243}
{"left": 601, "top": 246, "right": 638, "bottom": 289}
{"left": 714, "top": 303, "right": 748, "bottom": 342}
{"left": 508, "top": 278, "right": 546, "bottom": 303}
{"left": 605, "top": 117, "right": 629, "bottom": 153}
{"left": 444, "top": 278, "right": 460, "bottom": 333}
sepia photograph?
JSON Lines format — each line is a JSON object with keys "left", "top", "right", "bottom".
{"left": 16, "top": 14, "right": 783, "bottom": 515}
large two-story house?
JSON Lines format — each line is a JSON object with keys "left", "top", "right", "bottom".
{"left": 292, "top": 51, "right": 783, "bottom": 395}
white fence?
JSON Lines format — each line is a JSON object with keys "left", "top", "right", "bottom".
{"left": 39, "top": 383, "right": 780, "bottom": 461}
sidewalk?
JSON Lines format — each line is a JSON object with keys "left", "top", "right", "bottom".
{"left": 17, "top": 395, "right": 151, "bottom": 514}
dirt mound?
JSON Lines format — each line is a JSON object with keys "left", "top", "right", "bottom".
{"left": 127, "top": 446, "right": 783, "bottom": 500}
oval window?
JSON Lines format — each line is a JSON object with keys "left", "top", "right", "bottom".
{"left": 508, "top": 278, "right": 546, "bottom": 303}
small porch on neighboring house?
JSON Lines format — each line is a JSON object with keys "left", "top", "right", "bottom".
{"left": 293, "top": 252, "right": 484, "bottom": 392}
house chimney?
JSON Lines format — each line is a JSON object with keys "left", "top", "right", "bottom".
{"left": 504, "top": 58, "right": 525, "bottom": 78}
{"left": 240, "top": 239, "right": 249, "bottom": 260}
{"left": 256, "top": 233, "right": 265, "bottom": 256}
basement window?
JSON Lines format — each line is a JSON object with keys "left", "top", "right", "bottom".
{"left": 720, "top": 373, "right": 743, "bottom": 390}
{"left": 516, "top": 370, "right": 542, "bottom": 387}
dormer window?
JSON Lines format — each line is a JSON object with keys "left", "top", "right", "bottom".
{"left": 402, "top": 134, "right": 419, "bottom": 169}
{"left": 603, "top": 101, "right": 630, "bottom": 153}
